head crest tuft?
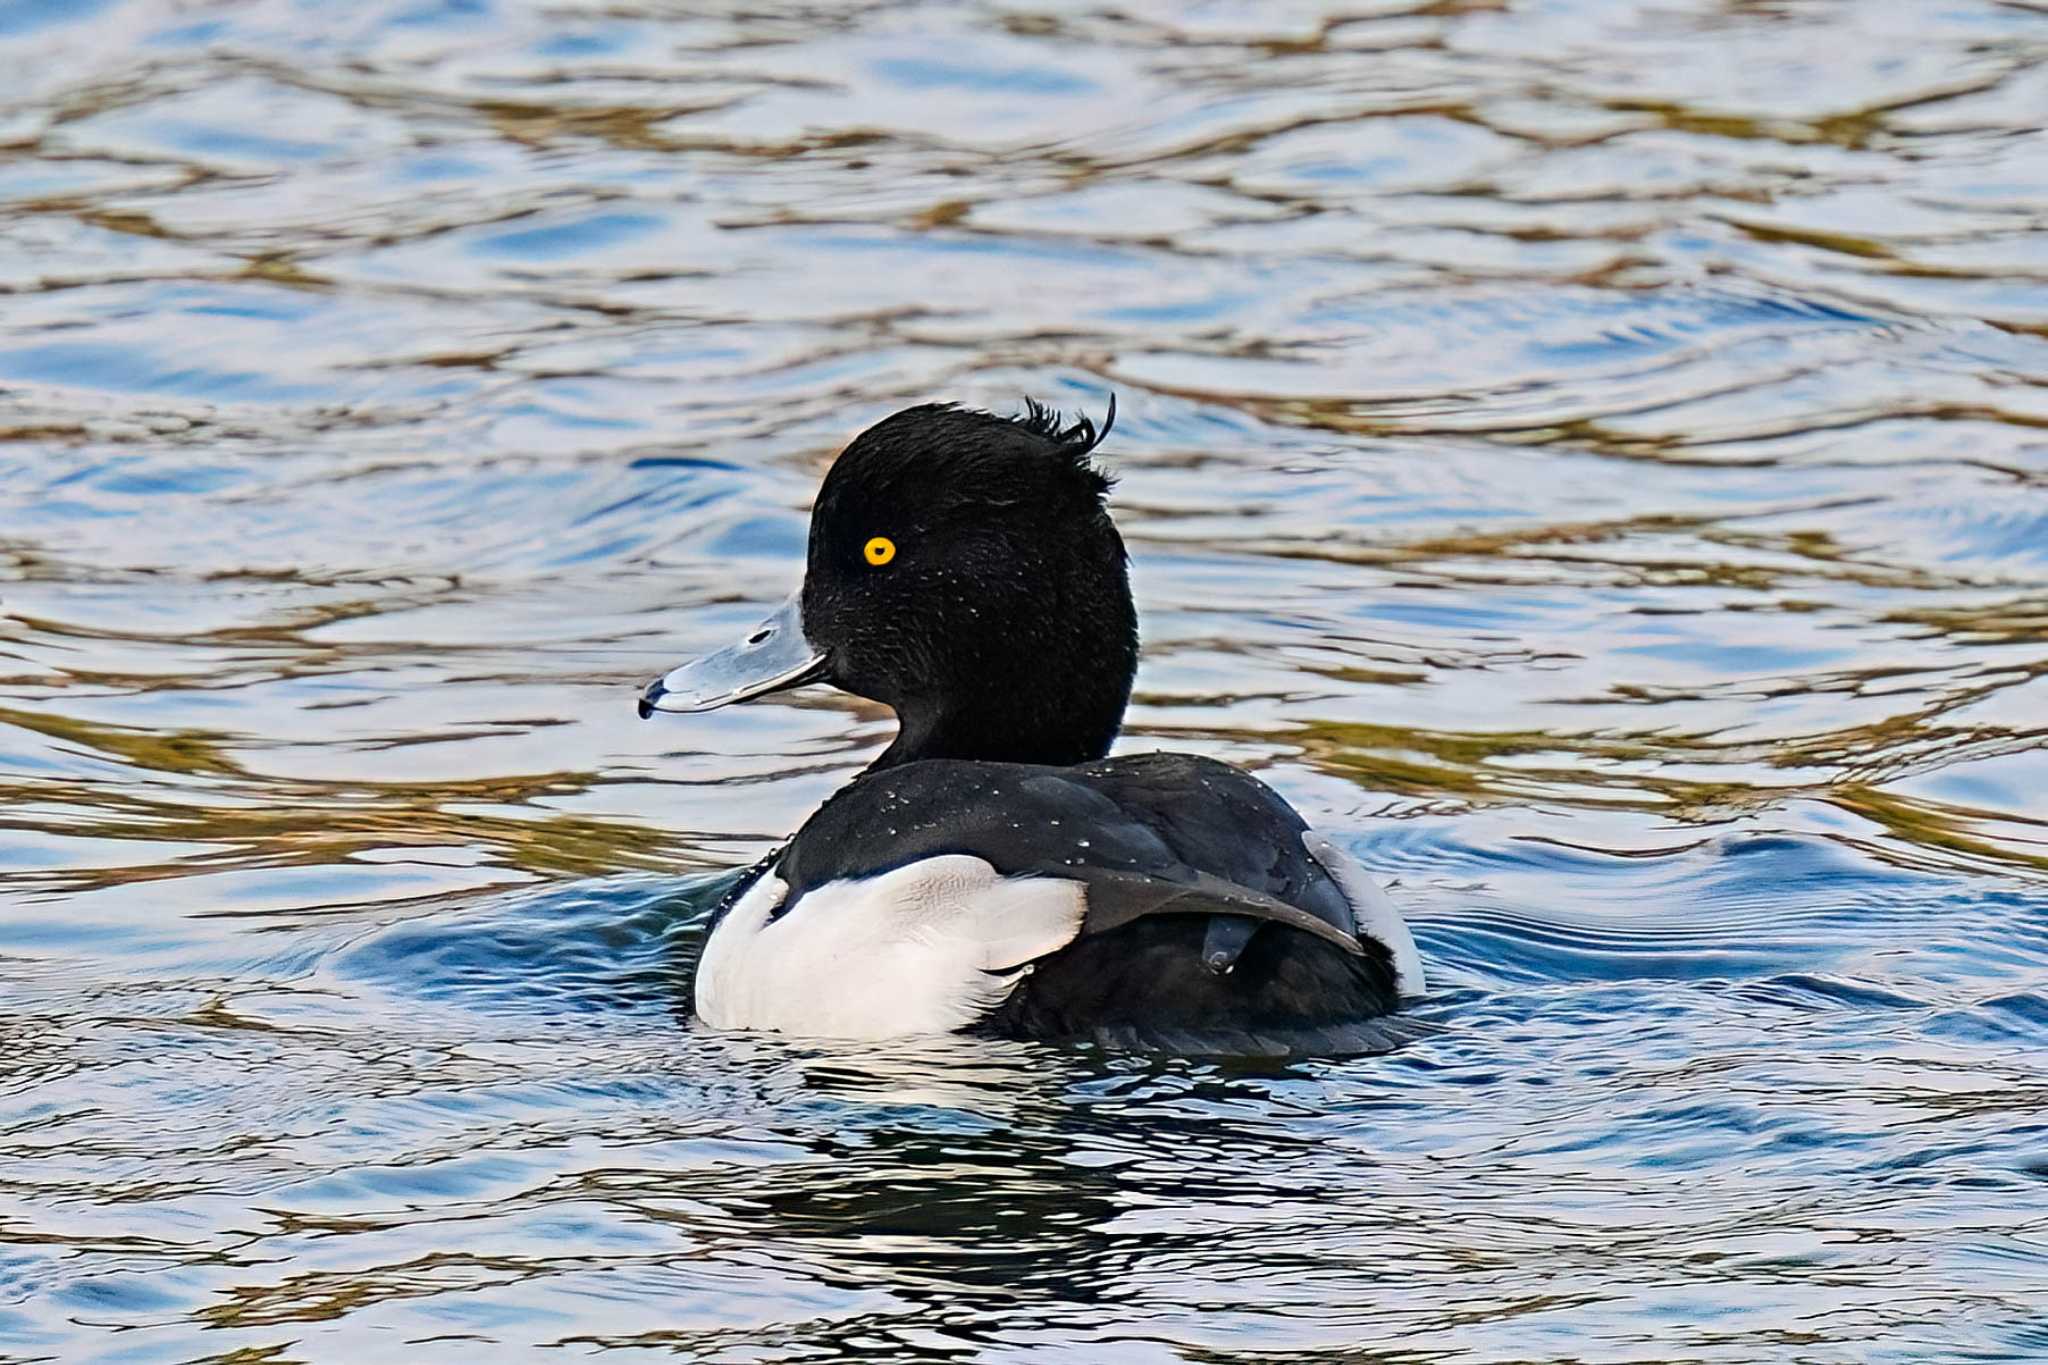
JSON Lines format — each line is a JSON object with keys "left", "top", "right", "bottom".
{"left": 1012, "top": 393, "right": 1117, "bottom": 456}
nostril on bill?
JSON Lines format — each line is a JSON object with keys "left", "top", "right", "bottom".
{"left": 748, "top": 629, "right": 771, "bottom": 645}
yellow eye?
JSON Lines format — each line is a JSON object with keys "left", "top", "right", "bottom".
{"left": 863, "top": 536, "right": 896, "bottom": 566}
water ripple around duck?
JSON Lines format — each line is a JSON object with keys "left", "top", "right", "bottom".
{"left": 4, "top": 0, "right": 2048, "bottom": 1358}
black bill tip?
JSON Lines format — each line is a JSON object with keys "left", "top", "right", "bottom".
{"left": 637, "top": 679, "right": 666, "bottom": 720}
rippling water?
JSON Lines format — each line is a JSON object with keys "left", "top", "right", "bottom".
{"left": 4, "top": 0, "right": 2047, "bottom": 1358}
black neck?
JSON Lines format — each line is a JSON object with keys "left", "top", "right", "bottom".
{"left": 871, "top": 690, "right": 1126, "bottom": 771}
{"left": 866, "top": 597, "right": 1138, "bottom": 771}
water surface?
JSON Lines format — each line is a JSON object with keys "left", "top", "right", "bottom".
{"left": 3, "top": 0, "right": 2047, "bottom": 1359}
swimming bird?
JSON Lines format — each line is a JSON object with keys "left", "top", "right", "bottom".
{"left": 640, "top": 399, "right": 1426, "bottom": 1054}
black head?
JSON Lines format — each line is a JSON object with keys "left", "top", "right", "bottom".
{"left": 641, "top": 398, "right": 1138, "bottom": 770}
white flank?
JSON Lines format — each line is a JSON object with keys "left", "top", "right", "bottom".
{"left": 695, "top": 855, "right": 1087, "bottom": 1039}
{"left": 1303, "top": 831, "right": 1426, "bottom": 998}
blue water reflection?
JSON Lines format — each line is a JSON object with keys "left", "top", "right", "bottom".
{"left": 1, "top": 0, "right": 2046, "bottom": 1358}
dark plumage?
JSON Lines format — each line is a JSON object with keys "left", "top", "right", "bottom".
{"left": 802, "top": 400, "right": 1136, "bottom": 770}
{"left": 642, "top": 398, "right": 1424, "bottom": 1055}
{"left": 772, "top": 753, "right": 1411, "bottom": 1054}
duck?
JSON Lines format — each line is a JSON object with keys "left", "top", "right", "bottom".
{"left": 639, "top": 398, "right": 1426, "bottom": 1055}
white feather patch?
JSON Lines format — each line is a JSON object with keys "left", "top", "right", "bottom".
{"left": 695, "top": 855, "right": 1087, "bottom": 1039}
{"left": 1303, "top": 831, "right": 1426, "bottom": 998}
